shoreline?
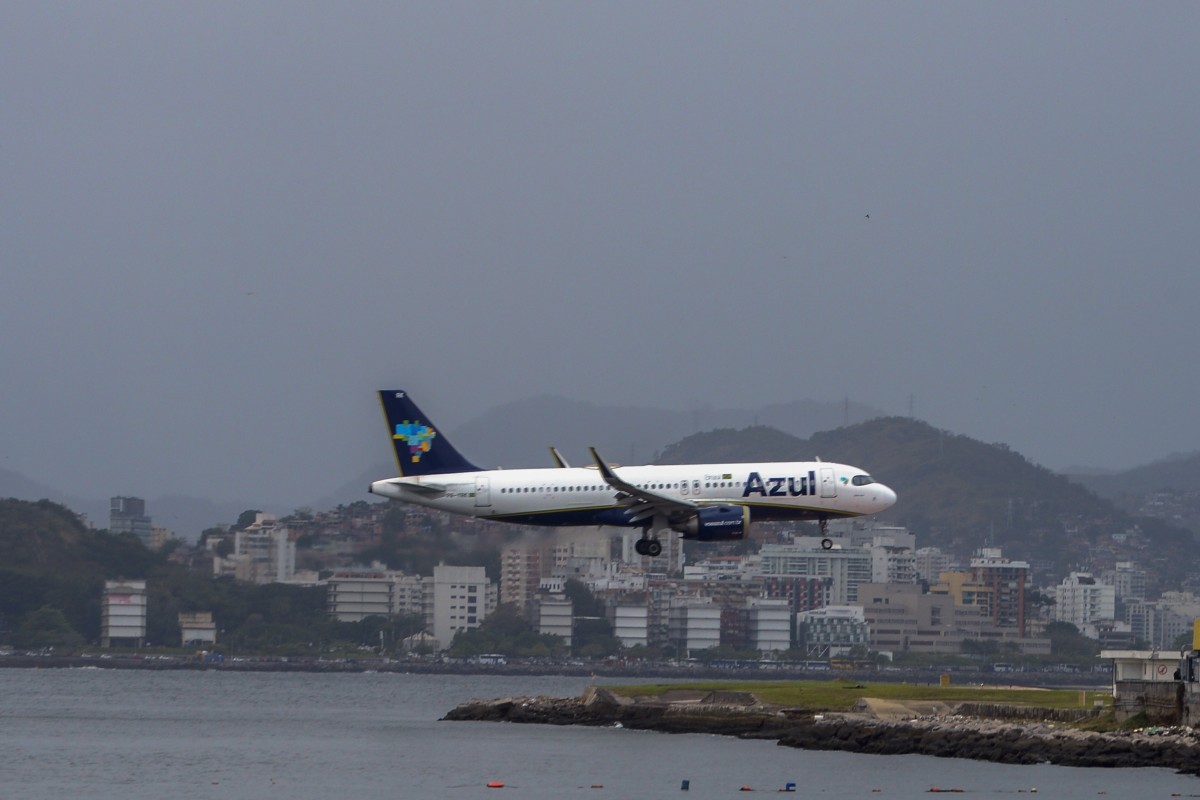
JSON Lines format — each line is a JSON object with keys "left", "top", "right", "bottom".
{"left": 0, "top": 654, "right": 1108, "bottom": 687}
{"left": 443, "top": 690, "right": 1200, "bottom": 776}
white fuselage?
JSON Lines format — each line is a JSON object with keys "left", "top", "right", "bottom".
{"left": 369, "top": 460, "right": 896, "bottom": 527}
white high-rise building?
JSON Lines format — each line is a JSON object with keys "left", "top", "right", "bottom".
{"left": 426, "top": 565, "right": 496, "bottom": 646}
{"left": 1054, "top": 572, "right": 1116, "bottom": 630}
{"left": 1103, "top": 562, "right": 1148, "bottom": 603}
{"left": 234, "top": 514, "right": 296, "bottom": 584}
{"left": 913, "top": 547, "right": 954, "bottom": 584}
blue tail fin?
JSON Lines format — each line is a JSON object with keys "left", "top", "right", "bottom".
{"left": 378, "top": 390, "right": 481, "bottom": 476}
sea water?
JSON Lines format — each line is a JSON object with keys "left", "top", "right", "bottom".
{"left": 0, "top": 668, "right": 1195, "bottom": 799}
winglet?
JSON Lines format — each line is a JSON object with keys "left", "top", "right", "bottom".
{"left": 549, "top": 447, "right": 571, "bottom": 469}
{"left": 590, "top": 447, "right": 635, "bottom": 494}
{"left": 589, "top": 447, "right": 617, "bottom": 482}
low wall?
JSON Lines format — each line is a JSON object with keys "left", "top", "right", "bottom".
{"left": 1113, "top": 680, "right": 1183, "bottom": 724}
{"left": 954, "top": 702, "right": 1097, "bottom": 723}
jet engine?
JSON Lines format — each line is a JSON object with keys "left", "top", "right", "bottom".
{"left": 673, "top": 505, "right": 749, "bottom": 541}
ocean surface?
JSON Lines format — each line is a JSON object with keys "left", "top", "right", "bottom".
{"left": 1, "top": 667, "right": 1196, "bottom": 800}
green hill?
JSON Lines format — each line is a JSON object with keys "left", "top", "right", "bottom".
{"left": 0, "top": 498, "right": 163, "bottom": 644}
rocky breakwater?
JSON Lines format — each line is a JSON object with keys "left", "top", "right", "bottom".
{"left": 443, "top": 688, "right": 1200, "bottom": 776}
{"left": 780, "top": 714, "right": 1200, "bottom": 774}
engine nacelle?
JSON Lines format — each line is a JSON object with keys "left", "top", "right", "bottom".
{"left": 673, "top": 505, "right": 749, "bottom": 541}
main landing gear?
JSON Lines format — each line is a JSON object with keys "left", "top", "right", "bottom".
{"left": 634, "top": 536, "right": 663, "bottom": 557}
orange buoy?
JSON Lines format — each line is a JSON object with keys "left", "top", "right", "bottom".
{"left": 740, "top": 787, "right": 754, "bottom": 792}
{"left": 486, "top": 781, "right": 505, "bottom": 788}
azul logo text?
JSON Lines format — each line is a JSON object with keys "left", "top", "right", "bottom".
{"left": 742, "top": 470, "right": 817, "bottom": 498}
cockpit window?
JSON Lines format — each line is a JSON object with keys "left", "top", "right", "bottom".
{"left": 851, "top": 475, "right": 875, "bottom": 486}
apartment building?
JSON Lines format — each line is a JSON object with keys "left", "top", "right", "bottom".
{"left": 969, "top": 548, "right": 1030, "bottom": 635}
{"left": 758, "top": 539, "right": 873, "bottom": 605}
{"left": 426, "top": 565, "right": 497, "bottom": 646}
{"left": 1054, "top": 572, "right": 1116, "bottom": 629}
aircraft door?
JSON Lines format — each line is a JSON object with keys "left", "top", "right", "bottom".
{"left": 820, "top": 467, "right": 837, "bottom": 498}
{"left": 475, "top": 476, "right": 491, "bottom": 507}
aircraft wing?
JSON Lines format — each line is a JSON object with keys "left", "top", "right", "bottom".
{"left": 589, "top": 447, "right": 696, "bottom": 524}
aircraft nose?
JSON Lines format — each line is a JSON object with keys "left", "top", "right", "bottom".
{"left": 876, "top": 484, "right": 897, "bottom": 510}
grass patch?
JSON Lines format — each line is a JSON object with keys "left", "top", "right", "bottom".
{"left": 1073, "top": 711, "right": 1158, "bottom": 733}
{"left": 604, "top": 680, "right": 1109, "bottom": 712}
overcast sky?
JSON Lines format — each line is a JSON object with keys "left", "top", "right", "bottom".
{"left": 3, "top": 2, "right": 1198, "bottom": 507}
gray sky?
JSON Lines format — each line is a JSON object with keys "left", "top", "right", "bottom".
{"left": 4, "top": 2, "right": 1199, "bottom": 507}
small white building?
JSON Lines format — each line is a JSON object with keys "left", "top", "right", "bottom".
{"left": 797, "top": 605, "right": 870, "bottom": 658}
{"left": 179, "top": 612, "right": 217, "bottom": 646}
{"left": 746, "top": 597, "right": 792, "bottom": 654}
{"left": 1102, "top": 649, "right": 1180, "bottom": 685}
{"left": 669, "top": 602, "right": 721, "bottom": 656}
{"left": 612, "top": 605, "right": 649, "bottom": 648}
{"left": 327, "top": 571, "right": 396, "bottom": 622}
{"left": 538, "top": 595, "right": 574, "bottom": 648}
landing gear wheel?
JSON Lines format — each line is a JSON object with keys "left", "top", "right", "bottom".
{"left": 646, "top": 539, "right": 663, "bottom": 558}
{"left": 634, "top": 538, "right": 648, "bottom": 556}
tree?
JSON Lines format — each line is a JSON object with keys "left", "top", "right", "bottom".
{"left": 563, "top": 579, "right": 605, "bottom": 617}
{"left": 573, "top": 616, "right": 619, "bottom": 658}
{"left": 235, "top": 510, "right": 262, "bottom": 531}
{"left": 198, "top": 527, "right": 226, "bottom": 547}
{"left": 445, "top": 604, "right": 567, "bottom": 659}
{"left": 1044, "top": 621, "right": 1100, "bottom": 661}
{"left": 14, "top": 606, "right": 84, "bottom": 650}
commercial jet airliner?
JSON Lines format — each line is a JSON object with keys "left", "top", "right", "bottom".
{"left": 368, "top": 390, "right": 896, "bottom": 557}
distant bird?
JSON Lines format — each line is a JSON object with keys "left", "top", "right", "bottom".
{"left": 864, "top": 214, "right": 870, "bottom": 220}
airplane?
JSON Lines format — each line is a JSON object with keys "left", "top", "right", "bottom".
{"left": 368, "top": 390, "right": 897, "bottom": 557}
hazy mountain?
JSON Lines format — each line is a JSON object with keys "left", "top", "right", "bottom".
{"left": 0, "top": 466, "right": 276, "bottom": 542}
{"left": 1066, "top": 451, "right": 1200, "bottom": 498}
{"left": 450, "top": 395, "right": 884, "bottom": 469}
